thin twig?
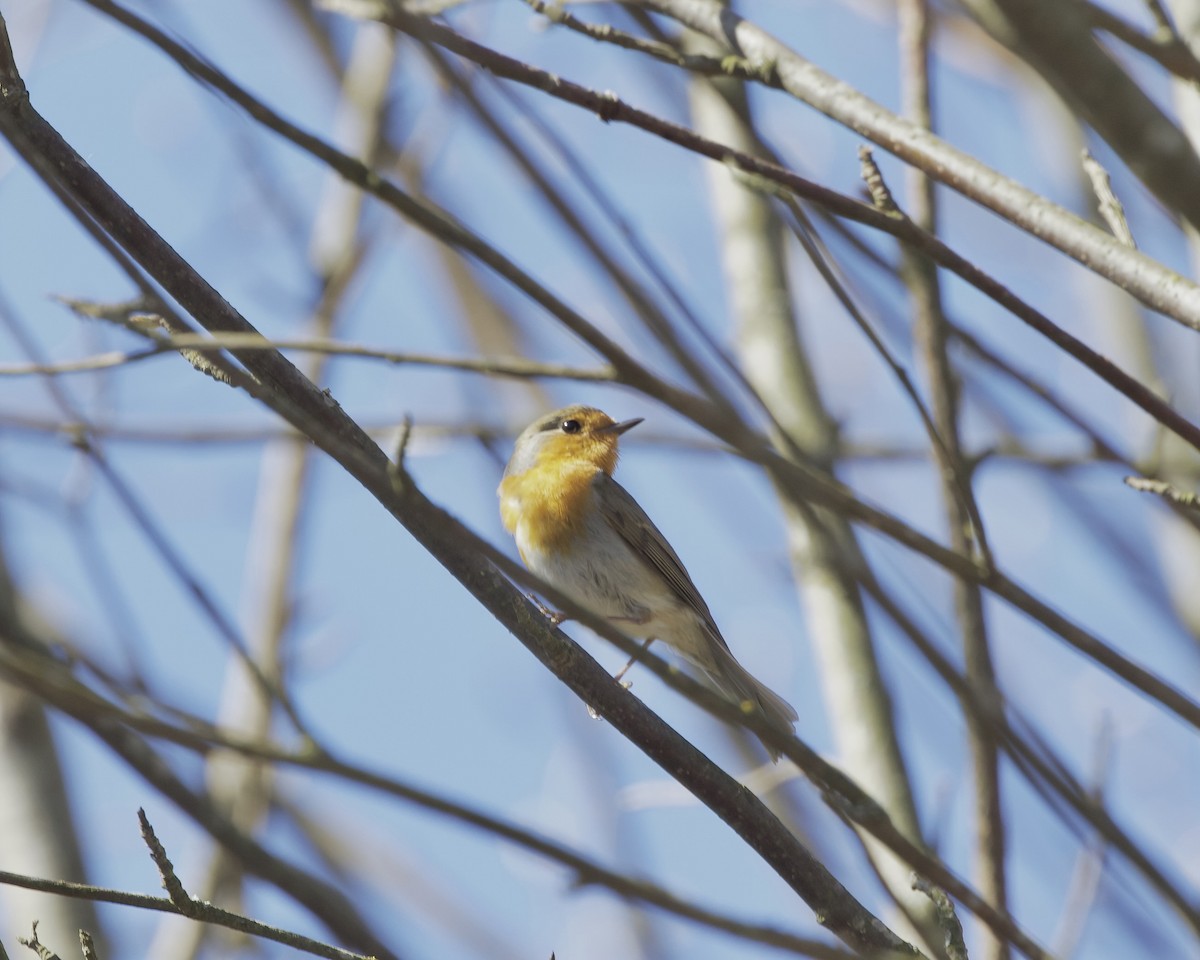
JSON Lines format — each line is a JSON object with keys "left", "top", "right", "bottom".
{"left": 417, "top": 39, "right": 735, "bottom": 410}
{"left": 855, "top": 147, "right": 994, "bottom": 570}
{"left": 0, "top": 332, "right": 616, "bottom": 381}
{"left": 139, "top": 810, "right": 191, "bottom": 909}
{"left": 74, "top": 0, "right": 1200, "bottom": 453}
{"left": 17, "top": 924, "right": 60, "bottom": 960}
{"left": 519, "top": 0, "right": 783, "bottom": 90}
{"left": 72, "top": 0, "right": 718, "bottom": 430}
{"left": 388, "top": 414, "right": 414, "bottom": 491}
{"left": 637, "top": 0, "right": 1200, "bottom": 325}
{"left": 1124, "top": 475, "right": 1200, "bottom": 510}
{"left": 896, "top": 6, "right": 1008, "bottom": 957}
{"left": 1050, "top": 718, "right": 1113, "bottom": 958}
{"left": 0, "top": 864, "right": 371, "bottom": 960}
{"left": 1081, "top": 149, "right": 1136, "bottom": 247}
{"left": 911, "top": 877, "right": 969, "bottom": 960}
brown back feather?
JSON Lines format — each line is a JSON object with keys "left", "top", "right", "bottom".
{"left": 593, "top": 474, "right": 733, "bottom": 654}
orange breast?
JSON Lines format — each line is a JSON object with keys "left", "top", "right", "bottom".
{"left": 500, "top": 461, "right": 599, "bottom": 555}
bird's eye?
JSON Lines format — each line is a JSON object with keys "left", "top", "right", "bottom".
{"left": 560, "top": 418, "right": 582, "bottom": 434}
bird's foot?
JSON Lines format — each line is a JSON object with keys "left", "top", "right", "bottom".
{"left": 528, "top": 593, "right": 569, "bottom": 626}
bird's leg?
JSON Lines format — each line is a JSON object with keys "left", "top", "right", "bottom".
{"left": 586, "top": 638, "right": 657, "bottom": 720}
{"left": 613, "top": 637, "right": 656, "bottom": 686}
{"left": 527, "top": 593, "right": 569, "bottom": 626}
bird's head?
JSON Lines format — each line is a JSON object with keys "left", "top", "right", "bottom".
{"left": 505, "top": 405, "right": 643, "bottom": 478}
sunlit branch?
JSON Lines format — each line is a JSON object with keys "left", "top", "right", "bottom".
{"left": 72, "top": 0, "right": 728, "bottom": 436}
{"left": 0, "top": 863, "right": 371, "bottom": 960}
{"left": 332, "top": 0, "right": 1200, "bottom": 453}
{"left": 0, "top": 334, "right": 616, "bottom": 382}
{"left": 637, "top": 0, "right": 1200, "bottom": 327}
{"left": 73, "top": 0, "right": 1200, "bottom": 457}
{"left": 896, "top": 4, "right": 1009, "bottom": 956}
{"left": 2, "top": 12, "right": 1190, "bottom": 956}
{"left": 1124, "top": 475, "right": 1200, "bottom": 511}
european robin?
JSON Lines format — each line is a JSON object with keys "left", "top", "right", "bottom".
{"left": 498, "top": 405, "right": 797, "bottom": 759}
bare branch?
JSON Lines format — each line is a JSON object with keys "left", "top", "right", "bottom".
{"left": 0, "top": 864, "right": 372, "bottom": 960}
{"left": 897, "top": 5, "right": 1009, "bottom": 956}
{"left": 911, "top": 877, "right": 969, "bottom": 960}
{"left": 17, "top": 924, "right": 60, "bottom": 960}
{"left": 1081, "top": 149, "right": 1137, "bottom": 247}
{"left": 73, "top": 0, "right": 1200, "bottom": 453}
{"left": 0, "top": 333, "right": 615, "bottom": 382}
{"left": 1124, "top": 475, "right": 1200, "bottom": 510}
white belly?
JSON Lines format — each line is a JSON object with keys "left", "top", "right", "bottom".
{"left": 515, "top": 514, "right": 705, "bottom": 654}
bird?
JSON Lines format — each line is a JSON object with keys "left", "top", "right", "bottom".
{"left": 498, "top": 404, "right": 797, "bottom": 760}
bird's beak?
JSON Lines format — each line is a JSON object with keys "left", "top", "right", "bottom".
{"left": 599, "top": 417, "right": 643, "bottom": 436}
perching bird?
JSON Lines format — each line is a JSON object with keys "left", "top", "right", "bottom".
{"left": 498, "top": 404, "right": 797, "bottom": 759}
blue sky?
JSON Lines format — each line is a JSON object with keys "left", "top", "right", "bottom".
{"left": 0, "top": 1, "right": 1198, "bottom": 958}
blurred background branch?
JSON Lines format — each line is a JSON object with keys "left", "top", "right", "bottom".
{"left": 0, "top": 1, "right": 1196, "bottom": 959}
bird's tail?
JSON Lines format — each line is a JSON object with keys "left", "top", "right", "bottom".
{"left": 703, "top": 643, "right": 798, "bottom": 762}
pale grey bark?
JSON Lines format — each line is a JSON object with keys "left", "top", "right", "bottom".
{"left": 146, "top": 22, "right": 398, "bottom": 960}
{"left": 687, "top": 34, "right": 938, "bottom": 949}
{"left": 899, "top": 4, "right": 1008, "bottom": 957}
{"left": 1153, "top": 0, "right": 1200, "bottom": 637}
{"left": 957, "top": 0, "right": 1200, "bottom": 228}
{"left": 641, "top": 0, "right": 1200, "bottom": 332}
{"left": 0, "top": 545, "right": 101, "bottom": 954}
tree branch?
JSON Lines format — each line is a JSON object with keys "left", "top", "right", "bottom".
{"left": 0, "top": 864, "right": 371, "bottom": 960}
{"left": 635, "top": 0, "right": 1200, "bottom": 331}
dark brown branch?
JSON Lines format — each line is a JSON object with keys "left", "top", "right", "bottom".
{"left": 1081, "top": 0, "right": 1200, "bottom": 83}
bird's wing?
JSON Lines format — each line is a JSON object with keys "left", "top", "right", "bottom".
{"left": 593, "top": 474, "right": 732, "bottom": 651}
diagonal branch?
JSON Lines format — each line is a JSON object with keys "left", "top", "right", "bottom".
{"left": 0, "top": 16, "right": 919, "bottom": 956}
{"left": 75, "top": 0, "right": 1200, "bottom": 454}
{"left": 636, "top": 0, "right": 1200, "bottom": 329}
{"left": 961, "top": 0, "right": 1200, "bottom": 228}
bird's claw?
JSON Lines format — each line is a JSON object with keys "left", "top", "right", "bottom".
{"left": 527, "top": 593, "right": 569, "bottom": 626}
